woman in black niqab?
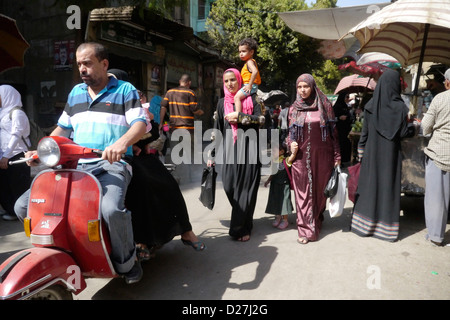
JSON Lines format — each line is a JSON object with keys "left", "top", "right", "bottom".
{"left": 364, "top": 69, "right": 408, "bottom": 140}
{"left": 350, "top": 69, "right": 411, "bottom": 242}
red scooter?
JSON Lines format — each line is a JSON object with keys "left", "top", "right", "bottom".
{"left": 0, "top": 136, "right": 118, "bottom": 300}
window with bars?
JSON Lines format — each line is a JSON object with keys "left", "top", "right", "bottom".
{"left": 198, "top": 0, "right": 206, "bottom": 20}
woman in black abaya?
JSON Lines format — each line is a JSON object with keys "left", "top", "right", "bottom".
{"left": 108, "top": 69, "right": 205, "bottom": 261}
{"left": 126, "top": 118, "right": 205, "bottom": 258}
{"left": 212, "top": 68, "right": 263, "bottom": 242}
{"left": 351, "top": 69, "right": 411, "bottom": 242}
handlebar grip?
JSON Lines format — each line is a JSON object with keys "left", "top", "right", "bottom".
{"left": 91, "top": 149, "right": 131, "bottom": 164}
{"left": 8, "top": 154, "right": 39, "bottom": 166}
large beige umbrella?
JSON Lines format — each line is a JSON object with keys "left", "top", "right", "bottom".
{"left": 278, "top": 3, "right": 391, "bottom": 59}
{"left": 343, "top": 0, "right": 450, "bottom": 96}
{"left": 345, "top": 0, "right": 450, "bottom": 66}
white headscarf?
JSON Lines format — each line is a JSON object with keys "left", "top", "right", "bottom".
{"left": 0, "top": 85, "right": 23, "bottom": 121}
{"left": 0, "top": 85, "right": 30, "bottom": 158}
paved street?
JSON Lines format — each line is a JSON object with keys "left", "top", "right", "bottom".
{"left": 0, "top": 162, "right": 449, "bottom": 301}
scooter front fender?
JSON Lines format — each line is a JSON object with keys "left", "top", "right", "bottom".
{"left": 0, "top": 247, "right": 87, "bottom": 300}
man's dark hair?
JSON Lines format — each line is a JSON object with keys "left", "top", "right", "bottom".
{"left": 239, "top": 38, "right": 258, "bottom": 54}
{"left": 77, "top": 42, "right": 109, "bottom": 62}
{"left": 180, "top": 74, "right": 191, "bottom": 83}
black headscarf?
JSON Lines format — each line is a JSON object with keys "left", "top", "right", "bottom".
{"left": 333, "top": 92, "right": 349, "bottom": 117}
{"left": 108, "top": 69, "right": 130, "bottom": 82}
{"left": 364, "top": 69, "right": 408, "bottom": 140}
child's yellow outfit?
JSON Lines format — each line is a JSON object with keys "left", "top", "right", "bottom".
{"left": 240, "top": 59, "right": 261, "bottom": 97}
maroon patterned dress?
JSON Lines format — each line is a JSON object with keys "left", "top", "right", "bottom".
{"left": 289, "top": 109, "right": 340, "bottom": 241}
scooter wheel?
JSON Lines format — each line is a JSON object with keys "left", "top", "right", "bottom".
{"left": 26, "top": 285, "right": 73, "bottom": 300}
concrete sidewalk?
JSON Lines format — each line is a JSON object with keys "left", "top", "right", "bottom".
{"left": 0, "top": 162, "right": 449, "bottom": 300}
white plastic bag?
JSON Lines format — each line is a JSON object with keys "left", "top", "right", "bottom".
{"left": 329, "top": 166, "right": 347, "bottom": 218}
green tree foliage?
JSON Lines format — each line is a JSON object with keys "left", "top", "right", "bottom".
{"left": 313, "top": 60, "right": 341, "bottom": 94}
{"left": 312, "top": 0, "right": 337, "bottom": 9}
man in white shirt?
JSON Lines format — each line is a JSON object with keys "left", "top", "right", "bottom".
{"left": 421, "top": 68, "right": 450, "bottom": 246}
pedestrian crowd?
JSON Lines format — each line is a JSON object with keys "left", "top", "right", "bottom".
{"left": 221, "top": 66, "right": 448, "bottom": 247}
{"left": 1, "top": 39, "right": 448, "bottom": 286}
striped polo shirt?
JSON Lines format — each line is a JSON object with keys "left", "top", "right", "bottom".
{"left": 161, "top": 86, "right": 198, "bottom": 131}
{"left": 57, "top": 76, "right": 147, "bottom": 156}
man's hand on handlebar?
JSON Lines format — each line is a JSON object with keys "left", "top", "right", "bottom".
{"left": 24, "top": 151, "right": 40, "bottom": 166}
{"left": 102, "top": 142, "right": 127, "bottom": 164}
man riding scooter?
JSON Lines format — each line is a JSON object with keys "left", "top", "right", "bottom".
{"left": 14, "top": 42, "right": 147, "bottom": 284}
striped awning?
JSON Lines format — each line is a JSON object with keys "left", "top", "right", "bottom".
{"left": 344, "top": 0, "right": 450, "bottom": 67}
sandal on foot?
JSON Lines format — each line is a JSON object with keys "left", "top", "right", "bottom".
{"left": 297, "top": 237, "right": 309, "bottom": 244}
{"left": 277, "top": 220, "right": 289, "bottom": 230}
{"left": 136, "top": 244, "right": 153, "bottom": 261}
{"left": 238, "top": 235, "right": 250, "bottom": 242}
{"left": 181, "top": 239, "right": 206, "bottom": 251}
{"left": 272, "top": 217, "right": 282, "bottom": 227}
{"left": 426, "top": 238, "right": 443, "bottom": 247}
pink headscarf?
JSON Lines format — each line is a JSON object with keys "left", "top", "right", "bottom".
{"left": 223, "top": 68, "right": 254, "bottom": 143}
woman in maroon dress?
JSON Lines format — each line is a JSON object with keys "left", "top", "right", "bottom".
{"left": 287, "top": 74, "right": 341, "bottom": 244}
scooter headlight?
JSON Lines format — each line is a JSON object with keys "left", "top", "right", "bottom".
{"left": 37, "top": 137, "right": 61, "bottom": 167}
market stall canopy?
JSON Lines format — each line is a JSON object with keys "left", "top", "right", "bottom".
{"left": 278, "top": 3, "right": 390, "bottom": 40}
{"left": 339, "top": 60, "right": 383, "bottom": 78}
{"left": 0, "top": 14, "right": 30, "bottom": 73}
{"left": 278, "top": 3, "right": 390, "bottom": 59}
{"left": 342, "top": 0, "right": 450, "bottom": 67}
{"left": 339, "top": 52, "right": 401, "bottom": 79}
{"left": 356, "top": 52, "right": 400, "bottom": 66}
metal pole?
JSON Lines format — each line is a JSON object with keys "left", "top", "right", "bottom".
{"left": 413, "top": 23, "right": 430, "bottom": 97}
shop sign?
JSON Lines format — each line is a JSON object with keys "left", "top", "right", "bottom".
{"left": 100, "top": 21, "right": 156, "bottom": 53}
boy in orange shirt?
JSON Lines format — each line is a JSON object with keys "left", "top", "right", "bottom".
{"left": 234, "top": 38, "right": 261, "bottom": 112}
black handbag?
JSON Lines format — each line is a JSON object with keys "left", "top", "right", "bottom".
{"left": 324, "top": 166, "right": 339, "bottom": 198}
{"left": 199, "top": 166, "right": 217, "bottom": 210}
